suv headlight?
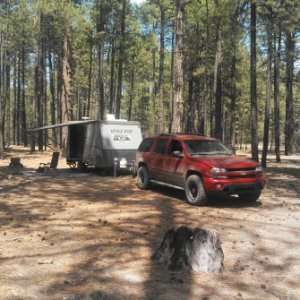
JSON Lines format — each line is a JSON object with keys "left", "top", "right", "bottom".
{"left": 210, "top": 167, "right": 227, "bottom": 178}
{"left": 255, "top": 166, "right": 263, "bottom": 175}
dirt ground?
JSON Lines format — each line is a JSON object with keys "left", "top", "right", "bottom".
{"left": 0, "top": 146, "right": 299, "bottom": 300}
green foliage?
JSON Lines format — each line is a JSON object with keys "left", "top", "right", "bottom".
{"left": 0, "top": 0, "right": 299, "bottom": 151}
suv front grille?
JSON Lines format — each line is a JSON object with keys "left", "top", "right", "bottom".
{"left": 226, "top": 168, "right": 260, "bottom": 178}
{"left": 227, "top": 167, "right": 256, "bottom": 172}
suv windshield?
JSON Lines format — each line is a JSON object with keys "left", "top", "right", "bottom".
{"left": 184, "top": 140, "right": 231, "bottom": 156}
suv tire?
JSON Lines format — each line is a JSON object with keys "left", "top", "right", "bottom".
{"left": 137, "top": 166, "right": 151, "bottom": 190}
{"left": 185, "top": 174, "right": 208, "bottom": 206}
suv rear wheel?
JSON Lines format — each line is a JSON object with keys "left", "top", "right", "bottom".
{"left": 137, "top": 166, "right": 151, "bottom": 189}
{"left": 185, "top": 174, "right": 208, "bottom": 206}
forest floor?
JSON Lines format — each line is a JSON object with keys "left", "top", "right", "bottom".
{"left": 0, "top": 146, "right": 300, "bottom": 300}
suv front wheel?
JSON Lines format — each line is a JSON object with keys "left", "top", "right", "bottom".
{"left": 185, "top": 174, "right": 208, "bottom": 206}
{"left": 137, "top": 165, "right": 151, "bottom": 190}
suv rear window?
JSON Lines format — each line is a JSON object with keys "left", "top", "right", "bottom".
{"left": 138, "top": 138, "right": 153, "bottom": 152}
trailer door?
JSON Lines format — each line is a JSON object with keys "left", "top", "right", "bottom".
{"left": 68, "top": 124, "right": 86, "bottom": 159}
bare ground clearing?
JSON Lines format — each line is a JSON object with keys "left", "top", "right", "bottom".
{"left": 0, "top": 146, "right": 300, "bottom": 300}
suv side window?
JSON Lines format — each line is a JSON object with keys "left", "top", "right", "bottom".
{"left": 154, "top": 138, "right": 168, "bottom": 154}
{"left": 169, "top": 140, "right": 183, "bottom": 155}
{"left": 138, "top": 138, "right": 153, "bottom": 152}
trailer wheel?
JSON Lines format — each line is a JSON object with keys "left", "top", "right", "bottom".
{"left": 77, "top": 161, "right": 87, "bottom": 172}
{"left": 67, "top": 160, "right": 77, "bottom": 169}
{"left": 137, "top": 166, "right": 151, "bottom": 189}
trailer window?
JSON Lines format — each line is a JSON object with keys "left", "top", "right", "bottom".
{"left": 138, "top": 138, "right": 153, "bottom": 152}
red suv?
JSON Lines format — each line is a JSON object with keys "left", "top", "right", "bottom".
{"left": 136, "top": 134, "right": 266, "bottom": 206}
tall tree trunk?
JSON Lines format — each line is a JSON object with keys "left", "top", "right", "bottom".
{"left": 57, "top": 55, "right": 63, "bottom": 148}
{"left": 250, "top": 2, "right": 259, "bottom": 162}
{"left": 128, "top": 67, "right": 135, "bottom": 121}
{"left": 200, "top": 0, "right": 210, "bottom": 136}
{"left": 284, "top": 32, "right": 295, "bottom": 156}
{"left": 0, "top": 33, "right": 6, "bottom": 157}
{"left": 229, "top": 5, "right": 239, "bottom": 152}
{"left": 171, "top": 0, "right": 184, "bottom": 133}
{"left": 273, "top": 13, "right": 282, "bottom": 162}
{"left": 13, "top": 55, "right": 17, "bottom": 145}
{"left": 48, "top": 51, "right": 57, "bottom": 147}
{"left": 229, "top": 48, "right": 236, "bottom": 152}
{"left": 43, "top": 43, "right": 48, "bottom": 150}
{"left": 86, "top": 34, "right": 93, "bottom": 117}
{"left": 262, "top": 16, "right": 273, "bottom": 168}
{"left": 21, "top": 44, "right": 27, "bottom": 146}
{"left": 61, "top": 21, "right": 73, "bottom": 150}
{"left": 76, "top": 84, "right": 81, "bottom": 120}
{"left": 35, "top": 12, "right": 45, "bottom": 151}
{"left": 158, "top": 5, "right": 165, "bottom": 132}
{"left": 213, "top": 3, "right": 222, "bottom": 141}
{"left": 109, "top": 38, "right": 116, "bottom": 114}
{"left": 5, "top": 51, "right": 11, "bottom": 147}
{"left": 0, "top": 1, "right": 10, "bottom": 156}
{"left": 115, "top": 0, "right": 127, "bottom": 119}
{"left": 30, "top": 94, "right": 36, "bottom": 152}
{"left": 186, "top": 77, "right": 194, "bottom": 133}
{"left": 168, "top": 28, "right": 175, "bottom": 133}
{"left": 151, "top": 47, "right": 157, "bottom": 134}
{"left": 96, "top": 0, "right": 106, "bottom": 120}
{"left": 192, "top": 22, "right": 201, "bottom": 134}
{"left": 96, "top": 43, "right": 104, "bottom": 120}
{"left": 17, "top": 51, "right": 21, "bottom": 145}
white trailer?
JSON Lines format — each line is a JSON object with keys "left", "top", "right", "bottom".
{"left": 67, "top": 120, "right": 142, "bottom": 172}
{"left": 28, "top": 119, "right": 143, "bottom": 174}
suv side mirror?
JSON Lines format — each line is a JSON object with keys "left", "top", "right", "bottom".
{"left": 171, "top": 151, "right": 183, "bottom": 158}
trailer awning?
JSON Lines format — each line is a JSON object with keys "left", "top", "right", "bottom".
{"left": 27, "top": 119, "right": 140, "bottom": 133}
{"left": 27, "top": 120, "right": 98, "bottom": 132}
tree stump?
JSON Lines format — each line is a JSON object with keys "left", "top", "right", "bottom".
{"left": 8, "top": 157, "right": 23, "bottom": 169}
{"left": 153, "top": 226, "right": 224, "bottom": 273}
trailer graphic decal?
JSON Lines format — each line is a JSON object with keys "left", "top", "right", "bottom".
{"left": 101, "top": 124, "right": 142, "bottom": 150}
{"left": 111, "top": 129, "right": 133, "bottom": 142}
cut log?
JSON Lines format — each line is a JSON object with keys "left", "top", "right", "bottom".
{"left": 8, "top": 157, "right": 23, "bottom": 169}
{"left": 153, "top": 226, "right": 224, "bottom": 273}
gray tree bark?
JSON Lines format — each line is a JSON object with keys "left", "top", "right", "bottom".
{"left": 284, "top": 32, "right": 295, "bottom": 155}
{"left": 171, "top": 0, "right": 184, "bottom": 133}
{"left": 250, "top": 2, "right": 259, "bottom": 162}
{"left": 153, "top": 226, "right": 224, "bottom": 273}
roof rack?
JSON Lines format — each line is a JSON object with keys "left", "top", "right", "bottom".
{"left": 159, "top": 133, "right": 177, "bottom": 136}
{"left": 159, "top": 133, "right": 206, "bottom": 137}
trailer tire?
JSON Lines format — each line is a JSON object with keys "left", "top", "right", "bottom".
{"left": 77, "top": 161, "right": 87, "bottom": 172}
{"left": 137, "top": 166, "right": 151, "bottom": 190}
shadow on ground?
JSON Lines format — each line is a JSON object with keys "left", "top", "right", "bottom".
{"left": 1, "top": 155, "right": 299, "bottom": 299}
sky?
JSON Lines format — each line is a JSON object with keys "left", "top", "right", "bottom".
{"left": 131, "top": 0, "right": 146, "bottom": 5}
